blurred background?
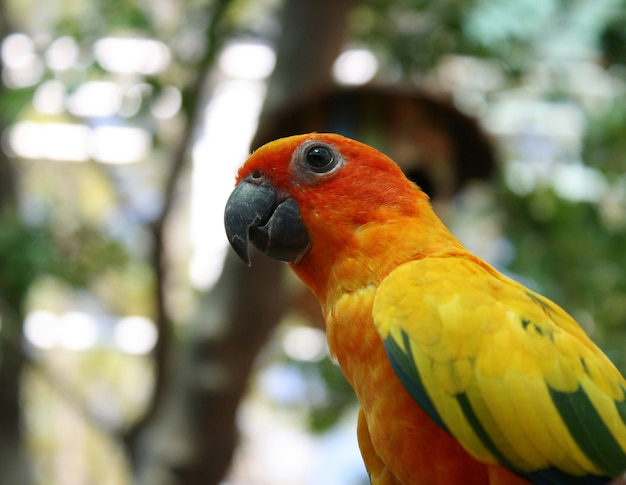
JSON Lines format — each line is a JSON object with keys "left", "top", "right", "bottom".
{"left": 1, "top": 0, "right": 626, "bottom": 484}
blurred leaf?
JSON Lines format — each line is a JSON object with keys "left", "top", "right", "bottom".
{"left": 0, "top": 86, "right": 37, "bottom": 125}
{"left": 0, "top": 217, "right": 56, "bottom": 307}
{"left": 55, "top": 0, "right": 151, "bottom": 37}
{"left": 350, "top": 0, "right": 536, "bottom": 75}
{"left": 0, "top": 216, "right": 129, "bottom": 311}
{"left": 52, "top": 224, "right": 129, "bottom": 287}
{"left": 289, "top": 357, "right": 356, "bottom": 434}
{"left": 583, "top": 98, "right": 626, "bottom": 173}
{"left": 600, "top": 11, "right": 626, "bottom": 66}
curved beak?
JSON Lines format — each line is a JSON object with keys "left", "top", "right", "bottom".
{"left": 224, "top": 178, "right": 311, "bottom": 266}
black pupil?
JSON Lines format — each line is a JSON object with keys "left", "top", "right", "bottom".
{"left": 306, "top": 145, "right": 334, "bottom": 172}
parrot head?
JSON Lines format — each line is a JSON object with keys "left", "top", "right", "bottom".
{"left": 224, "top": 133, "right": 459, "bottom": 299}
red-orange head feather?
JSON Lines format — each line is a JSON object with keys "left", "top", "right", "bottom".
{"left": 228, "top": 132, "right": 463, "bottom": 304}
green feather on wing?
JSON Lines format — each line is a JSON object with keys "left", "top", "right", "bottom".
{"left": 373, "top": 256, "right": 626, "bottom": 483}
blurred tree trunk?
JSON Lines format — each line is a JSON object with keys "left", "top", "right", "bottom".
{"left": 0, "top": 306, "right": 31, "bottom": 485}
{"left": 133, "top": 1, "right": 353, "bottom": 484}
{"left": 124, "top": 0, "right": 233, "bottom": 460}
{"left": 0, "top": 0, "right": 33, "bottom": 482}
{"left": 134, "top": 252, "right": 286, "bottom": 485}
{"left": 260, "top": 0, "right": 354, "bottom": 116}
{"left": 0, "top": 224, "right": 32, "bottom": 485}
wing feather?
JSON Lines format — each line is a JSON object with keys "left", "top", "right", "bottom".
{"left": 373, "top": 256, "right": 626, "bottom": 483}
{"left": 468, "top": 372, "right": 546, "bottom": 469}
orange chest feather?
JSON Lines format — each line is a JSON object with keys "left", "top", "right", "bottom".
{"left": 324, "top": 289, "right": 527, "bottom": 485}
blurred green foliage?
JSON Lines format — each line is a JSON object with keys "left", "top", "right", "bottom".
{"left": 350, "top": 0, "right": 541, "bottom": 76}
{"left": 600, "top": 11, "right": 626, "bottom": 67}
{"left": 53, "top": 0, "right": 151, "bottom": 37}
{"left": 0, "top": 216, "right": 128, "bottom": 310}
{"left": 0, "top": 218, "right": 56, "bottom": 305}
{"left": 499, "top": 186, "right": 626, "bottom": 368}
{"left": 290, "top": 357, "right": 356, "bottom": 433}
{"left": 584, "top": 96, "right": 626, "bottom": 174}
{"left": 0, "top": 87, "right": 37, "bottom": 125}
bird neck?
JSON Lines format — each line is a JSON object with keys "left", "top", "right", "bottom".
{"left": 290, "top": 199, "right": 466, "bottom": 310}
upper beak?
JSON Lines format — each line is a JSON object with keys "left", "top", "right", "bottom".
{"left": 224, "top": 177, "right": 311, "bottom": 266}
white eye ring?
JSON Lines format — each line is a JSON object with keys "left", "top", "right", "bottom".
{"left": 293, "top": 140, "right": 344, "bottom": 181}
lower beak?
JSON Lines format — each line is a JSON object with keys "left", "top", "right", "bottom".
{"left": 224, "top": 179, "right": 311, "bottom": 266}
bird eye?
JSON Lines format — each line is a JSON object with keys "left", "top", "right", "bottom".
{"left": 304, "top": 144, "right": 336, "bottom": 173}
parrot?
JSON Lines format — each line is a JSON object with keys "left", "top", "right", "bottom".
{"left": 223, "top": 132, "right": 626, "bottom": 485}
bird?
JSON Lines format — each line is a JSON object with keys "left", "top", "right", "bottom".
{"left": 224, "top": 132, "right": 626, "bottom": 484}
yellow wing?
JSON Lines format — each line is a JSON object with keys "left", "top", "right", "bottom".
{"left": 373, "top": 255, "right": 626, "bottom": 484}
